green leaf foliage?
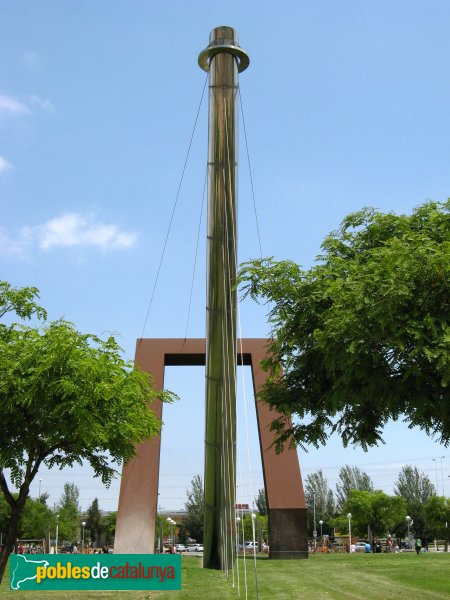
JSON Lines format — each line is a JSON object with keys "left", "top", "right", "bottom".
{"left": 304, "top": 470, "right": 335, "bottom": 536}
{"left": 423, "top": 495, "right": 450, "bottom": 539}
{"left": 0, "top": 281, "right": 175, "bottom": 582}
{"left": 0, "top": 281, "right": 47, "bottom": 322}
{"left": 394, "top": 465, "right": 435, "bottom": 504}
{"left": 345, "top": 489, "right": 406, "bottom": 539}
{"left": 335, "top": 465, "right": 373, "bottom": 512}
{"left": 238, "top": 200, "right": 450, "bottom": 450}
{"left": 183, "top": 475, "right": 204, "bottom": 543}
{"left": 0, "top": 319, "right": 169, "bottom": 488}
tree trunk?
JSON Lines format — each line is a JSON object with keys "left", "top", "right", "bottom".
{"left": 0, "top": 504, "right": 23, "bottom": 584}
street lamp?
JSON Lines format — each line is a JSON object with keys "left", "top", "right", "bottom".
{"left": 167, "top": 518, "right": 176, "bottom": 546}
{"left": 319, "top": 520, "right": 323, "bottom": 539}
{"left": 347, "top": 513, "right": 352, "bottom": 554}
{"left": 55, "top": 514, "right": 60, "bottom": 554}
{"left": 251, "top": 513, "right": 257, "bottom": 553}
{"left": 172, "top": 519, "right": 176, "bottom": 545}
{"left": 313, "top": 493, "right": 317, "bottom": 549}
{"left": 405, "top": 515, "right": 411, "bottom": 546}
{"left": 166, "top": 518, "right": 172, "bottom": 546}
{"left": 236, "top": 516, "right": 241, "bottom": 552}
{"left": 81, "top": 522, "right": 86, "bottom": 554}
{"left": 432, "top": 458, "right": 439, "bottom": 495}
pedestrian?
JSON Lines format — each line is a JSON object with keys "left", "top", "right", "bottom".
{"left": 415, "top": 538, "right": 422, "bottom": 555}
{"left": 72, "top": 545, "right": 78, "bottom": 554}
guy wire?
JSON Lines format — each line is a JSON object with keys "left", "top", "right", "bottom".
{"left": 138, "top": 74, "right": 208, "bottom": 344}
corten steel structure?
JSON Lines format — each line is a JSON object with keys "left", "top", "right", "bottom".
{"left": 114, "top": 26, "right": 308, "bottom": 562}
{"left": 114, "top": 339, "right": 308, "bottom": 558}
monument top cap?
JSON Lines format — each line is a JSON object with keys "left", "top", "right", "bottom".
{"left": 198, "top": 25, "right": 249, "bottom": 73}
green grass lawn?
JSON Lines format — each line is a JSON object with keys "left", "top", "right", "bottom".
{"left": 1, "top": 553, "right": 449, "bottom": 599}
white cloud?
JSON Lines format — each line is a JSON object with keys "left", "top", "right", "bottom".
{"left": 0, "top": 94, "right": 29, "bottom": 117}
{"left": 30, "top": 95, "right": 54, "bottom": 112}
{"left": 0, "top": 157, "right": 12, "bottom": 173}
{"left": 23, "top": 212, "right": 138, "bottom": 251}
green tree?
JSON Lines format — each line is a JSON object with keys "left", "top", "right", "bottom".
{"left": 56, "top": 483, "right": 80, "bottom": 543}
{"left": 255, "top": 488, "right": 267, "bottom": 516}
{"left": 304, "top": 470, "right": 335, "bottom": 536}
{"left": 238, "top": 201, "right": 450, "bottom": 451}
{"left": 0, "top": 282, "right": 173, "bottom": 583}
{"left": 20, "top": 497, "right": 53, "bottom": 540}
{"left": 391, "top": 499, "right": 428, "bottom": 543}
{"left": 237, "top": 514, "right": 268, "bottom": 546}
{"left": 423, "top": 496, "right": 450, "bottom": 550}
{"left": 336, "top": 466, "right": 373, "bottom": 512}
{"left": 394, "top": 465, "right": 435, "bottom": 503}
{"left": 101, "top": 511, "right": 117, "bottom": 546}
{"left": 345, "top": 490, "right": 406, "bottom": 544}
{"left": 85, "top": 498, "right": 103, "bottom": 546}
{"left": 184, "top": 475, "right": 204, "bottom": 543}
{"left": 0, "top": 282, "right": 47, "bottom": 322}
{"left": 0, "top": 496, "right": 9, "bottom": 541}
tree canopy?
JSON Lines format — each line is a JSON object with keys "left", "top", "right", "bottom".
{"left": 394, "top": 465, "right": 435, "bottom": 504}
{"left": 85, "top": 498, "right": 103, "bottom": 546}
{"left": 255, "top": 488, "right": 267, "bottom": 516}
{"left": 304, "top": 469, "right": 335, "bottom": 536}
{"left": 239, "top": 200, "right": 450, "bottom": 451}
{"left": 0, "top": 281, "right": 173, "bottom": 582}
{"left": 183, "top": 475, "right": 204, "bottom": 543}
{"left": 345, "top": 489, "right": 406, "bottom": 541}
{"left": 336, "top": 465, "right": 373, "bottom": 512}
{"left": 56, "top": 483, "right": 80, "bottom": 543}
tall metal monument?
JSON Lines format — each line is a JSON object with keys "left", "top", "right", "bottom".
{"left": 198, "top": 25, "right": 249, "bottom": 570}
{"left": 114, "top": 26, "right": 308, "bottom": 564}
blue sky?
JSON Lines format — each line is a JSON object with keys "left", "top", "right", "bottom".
{"left": 1, "top": 1, "right": 449, "bottom": 512}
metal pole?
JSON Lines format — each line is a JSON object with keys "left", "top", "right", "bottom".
{"left": 81, "top": 522, "right": 85, "bottom": 554}
{"left": 433, "top": 458, "right": 439, "bottom": 495}
{"left": 347, "top": 513, "right": 352, "bottom": 554}
{"left": 199, "top": 26, "right": 249, "bottom": 570}
{"left": 313, "top": 494, "right": 317, "bottom": 549}
{"left": 55, "top": 515, "right": 59, "bottom": 555}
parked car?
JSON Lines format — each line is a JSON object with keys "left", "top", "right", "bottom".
{"left": 175, "top": 544, "right": 186, "bottom": 553}
{"left": 355, "top": 541, "right": 371, "bottom": 553}
{"left": 186, "top": 544, "right": 204, "bottom": 552}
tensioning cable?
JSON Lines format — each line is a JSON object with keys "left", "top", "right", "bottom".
{"left": 138, "top": 74, "right": 208, "bottom": 343}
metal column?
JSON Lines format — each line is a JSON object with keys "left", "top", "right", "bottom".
{"left": 198, "top": 26, "right": 249, "bottom": 570}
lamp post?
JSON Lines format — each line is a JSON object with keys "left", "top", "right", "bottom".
{"left": 172, "top": 519, "right": 176, "bottom": 546}
{"left": 347, "top": 513, "right": 352, "bottom": 554}
{"left": 251, "top": 513, "right": 257, "bottom": 553}
{"left": 440, "top": 456, "right": 445, "bottom": 497}
{"left": 236, "top": 516, "right": 241, "bottom": 552}
{"left": 55, "top": 514, "right": 59, "bottom": 554}
{"left": 313, "top": 493, "right": 317, "bottom": 549}
{"left": 319, "top": 520, "right": 323, "bottom": 540}
{"left": 405, "top": 515, "right": 411, "bottom": 547}
{"left": 166, "top": 518, "right": 174, "bottom": 547}
{"left": 444, "top": 498, "right": 448, "bottom": 553}
{"left": 432, "top": 458, "right": 439, "bottom": 495}
{"left": 81, "top": 521, "right": 86, "bottom": 554}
